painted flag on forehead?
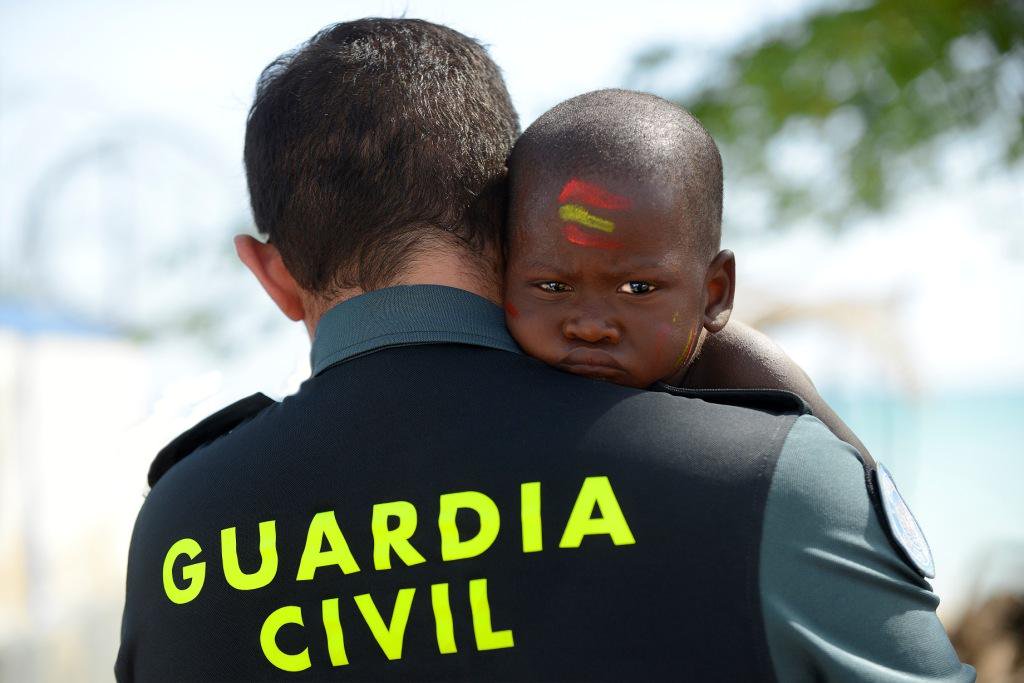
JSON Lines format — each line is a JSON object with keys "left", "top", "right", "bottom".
{"left": 557, "top": 178, "right": 630, "bottom": 250}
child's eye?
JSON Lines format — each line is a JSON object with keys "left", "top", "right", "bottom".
{"left": 537, "top": 281, "right": 572, "bottom": 294}
{"left": 618, "top": 281, "right": 656, "bottom": 295}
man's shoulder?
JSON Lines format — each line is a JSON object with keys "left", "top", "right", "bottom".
{"left": 758, "top": 415, "right": 970, "bottom": 681}
{"left": 147, "top": 392, "right": 278, "bottom": 488}
{"left": 634, "top": 384, "right": 811, "bottom": 447}
{"left": 530, "top": 374, "right": 812, "bottom": 478}
{"left": 765, "top": 413, "right": 937, "bottom": 581}
{"left": 763, "top": 414, "right": 878, "bottom": 534}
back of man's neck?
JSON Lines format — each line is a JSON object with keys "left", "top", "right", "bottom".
{"left": 302, "top": 248, "right": 502, "bottom": 338}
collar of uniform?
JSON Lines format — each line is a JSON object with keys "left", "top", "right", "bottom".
{"left": 310, "top": 284, "right": 522, "bottom": 376}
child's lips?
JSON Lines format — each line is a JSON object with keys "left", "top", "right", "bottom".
{"left": 559, "top": 348, "right": 626, "bottom": 378}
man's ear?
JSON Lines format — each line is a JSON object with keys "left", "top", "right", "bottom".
{"left": 234, "top": 235, "right": 307, "bottom": 322}
{"left": 702, "top": 249, "right": 735, "bottom": 333}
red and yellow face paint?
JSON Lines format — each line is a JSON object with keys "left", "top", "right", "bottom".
{"left": 667, "top": 312, "right": 697, "bottom": 371}
{"left": 673, "top": 327, "right": 697, "bottom": 370}
{"left": 557, "top": 178, "right": 631, "bottom": 250}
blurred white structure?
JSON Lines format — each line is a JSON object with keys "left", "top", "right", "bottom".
{"left": 0, "top": 306, "right": 149, "bottom": 681}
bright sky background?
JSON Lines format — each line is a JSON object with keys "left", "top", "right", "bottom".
{"left": 2, "top": 0, "right": 814, "bottom": 139}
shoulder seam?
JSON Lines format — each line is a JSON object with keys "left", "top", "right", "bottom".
{"left": 147, "top": 392, "right": 276, "bottom": 487}
{"left": 749, "top": 411, "right": 802, "bottom": 683}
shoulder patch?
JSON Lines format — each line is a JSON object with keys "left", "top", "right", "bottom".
{"left": 874, "top": 462, "right": 935, "bottom": 579}
{"left": 148, "top": 392, "right": 276, "bottom": 487}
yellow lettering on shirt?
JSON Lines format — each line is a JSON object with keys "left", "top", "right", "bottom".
{"left": 431, "top": 582, "right": 458, "bottom": 654}
{"left": 354, "top": 588, "right": 416, "bottom": 660}
{"left": 470, "top": 578, "right": 514, "bottom": 651}
{"left": 162, "top": 538, "right": 205, "bottom": 604}
{"left": 520, "top": 482, "right": 543, "bottom": 553}
{"left": 372, "top": 501, "right": 427, "bottom": 570}
{"left": 559, "top": 476, "right": 636, "bottom": 548}
{"left": 162, "top": 476, "right": 642, "bottom": 669}
{"left": 296, "top": 511, "right": 360, "bottom": 580}
{"left": 321, "top": 598, "right": 349, "bottom": 666}
{"left": 222, "top": 520, "right": 278, "bottom": 590}
{"left": 439, "top": 491, "right": 500, "bottom": 561}
{"left": 260, "top": 605, "right": 310, "bottom": 672}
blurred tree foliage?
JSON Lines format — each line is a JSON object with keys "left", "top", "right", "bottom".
{"left": 630, "top": 0, "right": 1024, "bottom": 230}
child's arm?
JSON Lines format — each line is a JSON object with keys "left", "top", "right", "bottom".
{"left": 682, "top": 320, "right": 873, "bottom": 459}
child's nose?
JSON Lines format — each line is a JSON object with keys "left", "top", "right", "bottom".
{"left": 562, "top": 315, "right": 621, "bottom": 344}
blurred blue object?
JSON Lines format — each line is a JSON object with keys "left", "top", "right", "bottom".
{"left": 0, "top": 301, "right": 115, "bottom": 337}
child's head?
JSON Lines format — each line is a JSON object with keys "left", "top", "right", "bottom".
{"left": 503, "top": 89, "right": 735, "bottom": 389}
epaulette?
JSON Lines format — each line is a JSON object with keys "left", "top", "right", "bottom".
{"left": 148, "top": 392, "right": 276, "bottom": 487}
{"left": 651, "top": 384, "right": 813, "bottom": 417}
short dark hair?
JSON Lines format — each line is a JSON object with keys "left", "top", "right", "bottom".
{"left": 244, "top": 18, "right": 520, "bottom": 294}
{"left": 509, "top": 89, "right": 722, "bottom": 259}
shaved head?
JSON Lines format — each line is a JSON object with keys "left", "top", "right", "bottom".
{"left": 509, "top": 89, "right": 723, "bottom": 259}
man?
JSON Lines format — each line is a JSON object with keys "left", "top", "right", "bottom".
{"left": 116, "top": 18, "right": 973, "bottom": 681}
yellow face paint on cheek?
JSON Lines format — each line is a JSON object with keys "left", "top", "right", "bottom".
{"left": 673, "top": 327, "right": 696, "bottom": 369}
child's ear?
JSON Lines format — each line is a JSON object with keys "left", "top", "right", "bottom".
{"left": 702, "top": 249, "right": 735, "bottom": 333}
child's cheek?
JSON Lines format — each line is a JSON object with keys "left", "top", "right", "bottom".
{"left": 503, "top": 300, "right": 524, "bottom": 341}
{"left": 504, "top": 299, "right": 535, "bottom": 344}
{"left": 653, "top": 323, "right": 672, "bottom": 366}
{"left": 505, "top": 304, "right": 560, "bottom": 366}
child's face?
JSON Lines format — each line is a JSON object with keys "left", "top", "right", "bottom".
{"left": 504, "top": 174, "right": 732, "bottom": 389}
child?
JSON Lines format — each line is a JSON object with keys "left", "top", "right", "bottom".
{"left": 503, "top": 89, "right": 870, "bottom": 455}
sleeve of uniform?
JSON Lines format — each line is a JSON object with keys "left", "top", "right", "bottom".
{"left": 760, "top": 414, "right": 976, "bottom": 682}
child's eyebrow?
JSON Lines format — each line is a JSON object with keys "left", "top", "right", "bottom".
{"left": 518, "top": 259, "right": 568, "bottom": 273}
{"left": 601, "top": 262, "right": 676, "bottom": 278}
{"left": 516, "top": 258, "right": 675, "bottom": 277}
{"left": 606, "top": 260, "right": 671, "bottom": 274}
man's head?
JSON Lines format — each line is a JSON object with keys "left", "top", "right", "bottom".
{"left": 237, "top": 18, "right": 519, "bottom": 332}
{"left": 504, "top": 89, "right": 734, "bottom": 388}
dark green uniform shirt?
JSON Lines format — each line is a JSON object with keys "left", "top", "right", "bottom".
{"left": 118, "top": 285, "right": 974, "bottom": 681}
